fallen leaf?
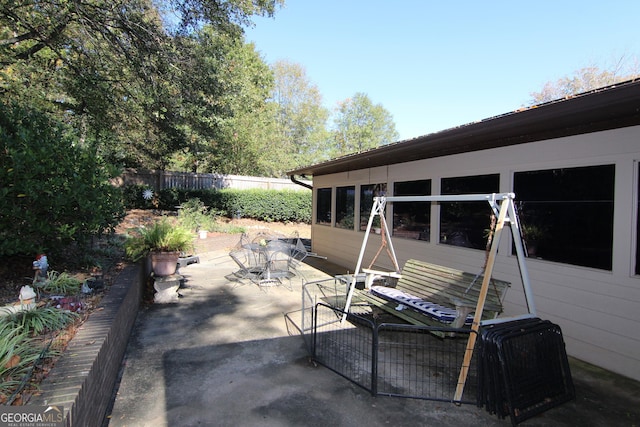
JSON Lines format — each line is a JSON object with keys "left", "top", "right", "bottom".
{"left": 5, "top": 354, "right": 20, "bottom": 369}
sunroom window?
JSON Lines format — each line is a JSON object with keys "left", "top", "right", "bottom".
{"left": 440, "top": 174, "right": 500, "bottom": 249}
{"left": 336, "top": 186, "right": 355, "bottom": 230}
{"left": 393, "top": 180, "right": 431, "bottom": 241}
{"left": 316, "top": 188, "right": 332, "bottom": 226}
{"left": 514, "top": 164, "right": 614, "bottom": 270}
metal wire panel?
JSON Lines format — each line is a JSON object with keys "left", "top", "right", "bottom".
{"left": 377, "top": 324, "right": 478, "bottom": 403}
{"left": 313, "top": 303, "right": 376, "bottom": 392}
{"left": 311, "top": 303, "right": 478, "bottom": 403}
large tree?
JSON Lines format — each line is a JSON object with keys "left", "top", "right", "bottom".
{"left": 270, "top": 60, "right": 330, "bottom": 172}
{"left": 331, "top": 92, "right": 398, "bottom": 157}
{"left": 0, "top": 0, "right": 283, "bottom": 169}
{"left": 168, "top": 27, "right": 277, "bottom": 175}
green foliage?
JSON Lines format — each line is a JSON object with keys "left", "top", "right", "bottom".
{"left": 124, "top": 218, "right": 195, "bottom": 261}
{"left": 1, "top": 0, "right": 284, "bottom": 171}
{"left": 0, "top": 103, "right": 126, "bottom": 257}
{"left": 216, "top": 189, "right": 311, "bottom": 223}
{"left": 122, "top": 186, "right": 312, "bottom": 223}
{"left": 0, "top": 322, "right": 41, "bottom": 398}
{"left": 269, "top": 60, "right": 331, "bottom": 174}
{"left": 40, "top": 271, "right": 82, "bottom": 296}
{"left": 331, "top": 92, "right": 399, "bottom": 157}
{"left": 2, "top": 307, "right": 79, "bottom": 337}
{"left": 178, "top": 198, "right": 221, "bottom": 231}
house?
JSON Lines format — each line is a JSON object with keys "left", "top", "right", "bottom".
{"left": 287, "top": 79, "right": 640, "bottom": 382}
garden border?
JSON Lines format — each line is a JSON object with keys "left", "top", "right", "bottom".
{"left": 30, "top": 264, "right": 143, "bottom": 426}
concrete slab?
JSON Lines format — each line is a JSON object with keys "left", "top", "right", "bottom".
{"left": 104, "top": 250, "right": 640, "bottom": 427}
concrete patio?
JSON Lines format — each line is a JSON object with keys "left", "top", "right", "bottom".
{"left": 103, "top": 247, "right": 640, "bottom": 427}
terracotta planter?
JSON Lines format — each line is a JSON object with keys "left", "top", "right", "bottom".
{"left": 150, "top": 251, "right": 180, "bottom": 276}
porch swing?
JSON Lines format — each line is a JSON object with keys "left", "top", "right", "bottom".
{"left": 340, "top": 192, "right": 538, "bottom": 400}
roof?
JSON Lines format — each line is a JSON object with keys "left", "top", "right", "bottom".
{"left": 287, "top": 79, "right": 640, "bottom": 178}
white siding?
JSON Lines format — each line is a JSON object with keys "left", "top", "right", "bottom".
{"left": 310, "top": 125, "right": 640, "bottom": 381}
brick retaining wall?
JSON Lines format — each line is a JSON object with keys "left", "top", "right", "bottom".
{"left": 31, "top": 264, "right": 143, "bottom": 426}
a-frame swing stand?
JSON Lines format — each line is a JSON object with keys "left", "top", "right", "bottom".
{"left": 341, "top": 192, "right": 537, "bottom": 402}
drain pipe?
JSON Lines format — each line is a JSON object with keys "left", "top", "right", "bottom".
{"left": 289, "top": 174, "right": 313, "bottom": 190}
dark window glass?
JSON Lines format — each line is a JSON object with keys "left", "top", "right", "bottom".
{"left": 440, "top": 174, "right": 500, "bottom": 249}
{"left": 336, "top": 186, "right": 355, "bottom": 230}
{"left": 316, "top": 188, "right": 331, "bottom": 226}
{"left": 360, "top": 183, "right": 387, "bottom": 231}
{"left": 514, "top": 165, "right": 614, "bottom": 270}
{"left": 393, "top": 180, "right": 431, "bottom": 241}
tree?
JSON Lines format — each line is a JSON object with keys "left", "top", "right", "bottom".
{"left": 529, "top": 57, "right": 640, "bottom": 104}
{"left": 170, "top": 27, "right": 277, "bottom": 175}
{"left": 0, "top": 103, "right": 125, "bottom": 257}
{"left": 331, "top": 92, "right": 398, "bottom": 157}
{"left": 270, "top": 60, "right": 330, "bottom": 173}
{"left": 0, "top": 0, "right": 283, "bottom": 169}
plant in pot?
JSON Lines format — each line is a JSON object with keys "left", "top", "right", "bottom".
{"left": 125, "top": 219, "right": 195, "bottom": 276}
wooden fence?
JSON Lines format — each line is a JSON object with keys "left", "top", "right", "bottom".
{"left": 113, "top": 169, "right": 310, "bottom": 192}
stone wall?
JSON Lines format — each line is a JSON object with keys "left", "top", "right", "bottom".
{"left": 30, "top": 264, "right": 143, "bottom": 426}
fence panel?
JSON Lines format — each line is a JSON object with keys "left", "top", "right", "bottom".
{"left": 115, "top": 169, "right": 310, "bottom": 192}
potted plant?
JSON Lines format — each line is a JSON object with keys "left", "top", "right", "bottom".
{"left": 125, "top": 219, "right": 194, "bottom": 276}
{"left": 372, "top": 215, "right": 382, "bottom": 234}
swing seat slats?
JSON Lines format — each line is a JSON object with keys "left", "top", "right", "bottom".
{"left": 359, "top": 259, "right": 510, "bottom": 330}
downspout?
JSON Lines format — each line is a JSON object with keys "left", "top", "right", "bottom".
{"left": 289, "top": 174, "right": 313, "bottom": 190}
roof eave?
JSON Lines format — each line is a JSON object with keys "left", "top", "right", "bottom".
{"left": 288, "top": 80, "right": 640, "bottom": 177}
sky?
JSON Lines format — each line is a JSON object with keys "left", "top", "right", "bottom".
{"left": 243, "top": 1, "right": 640, "bottom": 141}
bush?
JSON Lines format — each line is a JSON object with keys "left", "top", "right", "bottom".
{"left": 217, "top": 189, "right": 311, "bottom": 223}
{"left": 121, "top": 186, "right": 312, "bottom": 224}
{"left": 0, "top": 103, "right": 125, "bottom": 257}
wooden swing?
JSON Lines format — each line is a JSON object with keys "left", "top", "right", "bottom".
{"left": 341, "top": 192, "right": 537, "bottom": 401}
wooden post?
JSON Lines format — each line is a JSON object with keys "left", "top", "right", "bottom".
{"left": 453, "top": 197, "right": 510, "bottom": 401}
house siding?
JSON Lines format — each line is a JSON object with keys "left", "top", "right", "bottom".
{"left": 309, "top": 125, "right": 640, "bottom": 381}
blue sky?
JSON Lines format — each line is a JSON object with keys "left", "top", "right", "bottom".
{"left": 243, "top": 1, "right": 640, "bottom": 140}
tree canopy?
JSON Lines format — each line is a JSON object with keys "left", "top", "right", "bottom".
{"left": 330, "top": 92, "right": 399, "bottom": 157}
{"left": 529, "top": 58, "right": 640, "bottom": 104}
{"left": 1, "top": 0, "right": 400, "bottom": 178}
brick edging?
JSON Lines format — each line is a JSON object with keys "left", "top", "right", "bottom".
{"left": 30, "top": 264, "right": 143, "bottom": 427}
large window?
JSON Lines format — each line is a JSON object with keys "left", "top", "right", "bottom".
{"left": 336, "top": 186, "right": 355, "bottom": 230}
{"left": 514, "top": 165, "right": 615, "bottom": 270}
{"left": 316, "top": 188, "right": 332, "bottom": 226}
{"left": 440, "top": 174, "right": 500, "bottom": 249}
{"left": 360, "top": 183, "right": 387, "bottom": 231}
{"left": 393, "top": 180, "right": 431, "bottom": 241}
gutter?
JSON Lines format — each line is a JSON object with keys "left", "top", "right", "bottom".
{"left": 289, "top": 174, "right": 313, "bottom": 190}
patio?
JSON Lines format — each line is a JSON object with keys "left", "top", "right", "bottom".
{"left": 103, "top": 245, "right": 640, "bottom": 426}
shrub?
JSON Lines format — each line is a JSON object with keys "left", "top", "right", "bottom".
{"left": 178, "top": 198, "right": 220, "bottom": 231}
{"left": 121, "top": 186, "right": 312, "bottom": 223}
{"left": 0, "top": 322, "right": 41, "bottom": 399}
{"left": 0, "top": 103, "right": 125, "bottom": 257}
{"left": 2, "top": 307, "right": 79, "bottom": 336}
{"left": 124, "top": 218, "right": 195, "bottom": 261}
{"left": 40, "top": 271, "right": 82, "bottom": 295}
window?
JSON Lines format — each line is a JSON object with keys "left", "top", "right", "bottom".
{"left": 360, "top": 183, "right": 387, "bottom": 231}
{"left": 393, "top": 180, "right": 431, "bottom": 241}
{"left": 440, "top": 174, "right": 500, "bottom": 249}
{"left": 336, "top": 186, "right": 355, "bottom": 230}
{"left": 316, "top": 188, "right": 331, "bottom": 226}
{"left": 514, "top": 165, "right": 614, "bottom": 270}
